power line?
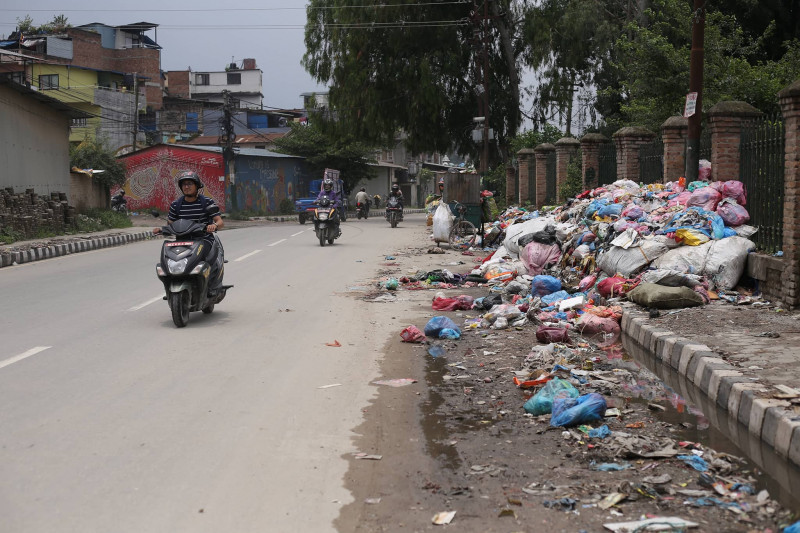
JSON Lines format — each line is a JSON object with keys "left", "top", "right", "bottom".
{"left": 0, "top": 3, "right": 468, "bottom": 13}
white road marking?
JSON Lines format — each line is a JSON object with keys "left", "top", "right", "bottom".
{"left": 0, "top": 346, "right": 52, "bottom": 370}
{"left": 291, "top": 231, "right": 305, "bottom": 237}
{"left": 128, "top": 295, "right": 164, "bottom": 311}
{"left": 235, "top": 249, "right": 262, "bottom": 262}
{"left": 268, "top": 239, "right": 286, "bottom": 247}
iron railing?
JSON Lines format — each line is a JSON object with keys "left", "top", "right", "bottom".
{"left": 639, "top": 138, "right": 664, "bottom": 184}
{"left": 545, "top": 152, "right": 557, "bottom": 204}
{"left": 739, "top": 113, "right": 785, "bottom": 253}
{"left": 698, "top": 127, "right": 711, "bottom": 162}
{"left": 598, "top": 143, "right": 617, "bottom": 186}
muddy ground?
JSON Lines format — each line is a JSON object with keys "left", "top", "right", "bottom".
{"left": 337, "top": 243, "right": 799, "bottom": 532}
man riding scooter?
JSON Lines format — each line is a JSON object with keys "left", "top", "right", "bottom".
{"left": 153, "top": 170, "right": 226, "bottom": 295}
{"left": 316, "top": 177, "right": 343, "bottom": 236}
{"left": 386, "top": 183, "right": 404, "bottom": 221}
{"left": 355, "top": 187, "right": 370, "bottom": 218}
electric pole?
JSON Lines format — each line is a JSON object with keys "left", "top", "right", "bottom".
{"left": 132, "top": 73, "right": 138, "bottom": 152}
{"left": 221, "top": 91, "right": 237, "bottom": 211}
{"left": 481, "top": 0, "right": 490, "bottom": 175}
{"left": 685, "top": 0, "right": 705, "bottom": 182}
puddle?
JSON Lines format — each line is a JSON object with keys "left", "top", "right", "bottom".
{"left": 419, "top": 354, "right": 463, "bottom": 471}
{"left": 623, "top": 333, "right": 800, "bottom": 513}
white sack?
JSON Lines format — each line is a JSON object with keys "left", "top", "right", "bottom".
{"left": 503, "top": 217, "right": 556, "bottom": 257}
{"left": 432, "top": 202, "right": 453, "bottom": 243}
{"left": 652, "top": 236, "right": 755, "bottom": 289}
{"left": 597, "top": 238, "right": 670, "bottom": 278}
{"left": 652, "top": 243, "right": 709, "bottom": 276}
{"left": 640, "top": 269, "right": 704, "bottom": 288}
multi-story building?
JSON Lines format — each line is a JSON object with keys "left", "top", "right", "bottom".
{"left": 173, "top": 59, "right": 263, "bottom": 110}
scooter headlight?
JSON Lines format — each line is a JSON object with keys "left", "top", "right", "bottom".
{"left": 167, "top": 258, "right": 189, "bottom": 274}
{"left": 318, "top": 212, "right": 329, "bottom": 221}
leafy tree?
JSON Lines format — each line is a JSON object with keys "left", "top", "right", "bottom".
{"left": 15, "top": 15, "right": 35, "bottom": 33}
{"left": 272, "top": 120, "right": 378, "bottom": 192}
{"left": 69, "top": 139, "right": 126, "bottom": 190}
{"left": 15, "top": 14, "right": 70, "bottom": 34}
{"left": 509, "top": 123, "right": 563, "bottom": 154}
{"left": 302, "top": 0, "right": 523, "bottom": 167}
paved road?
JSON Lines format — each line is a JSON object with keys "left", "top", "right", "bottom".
{"left": 0, "top": 214, "right": 423, "bottom": 532}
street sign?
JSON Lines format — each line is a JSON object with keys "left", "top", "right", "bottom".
{"left": 684, "top": 92, "right": 698, "bottom": 118}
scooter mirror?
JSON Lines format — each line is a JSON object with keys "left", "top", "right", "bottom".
{"left": 150, "top": 209, "right": 160, "bottom": 217}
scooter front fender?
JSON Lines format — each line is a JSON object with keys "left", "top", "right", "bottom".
{"left": 168, "top": 280, "right": 193, "bottom": 294}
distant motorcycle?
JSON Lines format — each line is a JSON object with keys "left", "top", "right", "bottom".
{"left": 356, "top": 201, "right": 369, "bottom": 219}
{"left": 111, "top": 192, "right": 128, "bottom": 214}
{"left": 385, "top": 196, "right": 402, "bottom": 228}
{"left": 312, "top": 195, "right": 341, "bottom": 246}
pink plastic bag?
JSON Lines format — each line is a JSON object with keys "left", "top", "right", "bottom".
{"left": 536, "top": 325, "right": 570, "bottom": 344}
{"left": 597, "top": 276, "right": 632, "bottom": 298}
{"left": 576, "top": 314, "right": 620, "bottom": 346}
{"left": 667, "top": 191, "right": 692, "bottom": 207}
{"left": 686, "top": 186, "right": 722, "bottom": 212}
{"left": 400, "top": 325, "right": 426, "bottom": 343}
{"left": 432, "top": 295, "right": 474, "bottom": 311}
{"left": 716, "top": 198, "right": 750, "bottom": 226}
{"left": 578, "top": 274, "right": 598, "bottom": 292}
{"left": 721, "top": 180, "right": 747, "bottom": 206}
{"left": 521, "top": 241, "right": 562, "bottom": 276}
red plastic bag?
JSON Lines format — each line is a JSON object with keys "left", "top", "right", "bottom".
{"left": 578, "top": 274, "right": 598, "bottom": 292}
{"left": 596, "top": 276, "right": 633, "bottom": 298}
{"left": 432, "top": 295, "right": 474, "bottom": 311}
{"left": 536, "top": 325, "right": 570, "bottom": 343}
{"left": 716, "top": 198, "right": 750, "bottom": 226}
{"left": 686, "top": 186, "right": 722, "bottom": 212}
{"left": 721, "top": 180, "right": 747, "bottom": 206}
{"left": 400, "top": 325, "right": 426, "bottom": 343}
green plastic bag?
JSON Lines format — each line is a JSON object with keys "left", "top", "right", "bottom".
{"left": 523, "top": 377, "right": 580, "bottom": 416}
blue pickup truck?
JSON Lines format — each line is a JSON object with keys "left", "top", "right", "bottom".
{"left": 295, "top": 179, "right": 323, "bottom": 224}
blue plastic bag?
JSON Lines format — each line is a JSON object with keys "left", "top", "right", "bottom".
{"left": 531, "top": 275, "right": 562, "bottom": 297}
{"left": 585, "top": 198, "right": 610, "bottom": 217}
{"left": 424, "top": 316, "right": 461, "bottom": 339}
{"left": 523, "top": 377, "right": 579, "bottom": 415}
{"left": 784, "top": 520, "right": 800, "bottom": 533}
{"left": 550, "top": 393, "right": 607, "bottom": 427}
{"left": 597, "top": 203, "right": 623, "bottom": 218}
{"left": 541, "top": 290, "right": 570, "bottom": 306}
{"left": 677, "top": 455, "right": 709, "bottom": 472}
{"left": 439, "top": 328, "right": 461, "bottom": 340}
{"left": 588, "top": 425, "right": 611, "bottom": 438}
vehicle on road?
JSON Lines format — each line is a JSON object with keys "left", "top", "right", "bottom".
{"left": 111, "top": 191, "right": 128, "bottom": 214}
{"left": 295, "top": 179, "right": 323, "bottom": 224}
{"left": 356, "top": 201, "right": 369, "bottom": 219}
{"left": 385, "top": 196, "right": 402, "bottom": 228}
{"left": 312, "top": 195, "right": 341, "bottom": 246}
{"left": 154, "top": 209, "right": 232, "bottom": 327}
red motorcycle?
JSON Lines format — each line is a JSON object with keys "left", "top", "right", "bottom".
{"left": 356, "top": 201, "right": 369, "bottom": 219}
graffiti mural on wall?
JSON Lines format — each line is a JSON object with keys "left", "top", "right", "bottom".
{"left": 233, "top": 156, "right": 299, "bottom": 214}
{"left": 118, "top": 147, "right": 225, "bottom": 213}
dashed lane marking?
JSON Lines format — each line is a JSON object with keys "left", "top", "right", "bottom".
{"left": 268, "top": 239, "right": 286, "bottom": 247}
{"left": 128, "top": 295, "right": 164, "bottom": 311}
{"left": 235, "top": 249, "right": 262, "bottom": 262}
{"left": 0, "top": 346, "right": 52, "bottom": 370}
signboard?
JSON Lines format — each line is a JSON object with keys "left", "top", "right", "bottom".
{"left": 684, "top": 92, "right": 698, "bottom": 118}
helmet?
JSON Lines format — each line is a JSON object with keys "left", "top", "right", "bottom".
{"left": 360, "top": 187, "right": 366, "bottom": 192}
{"left": 322, "top": 178, "right": 333, "bottom": 191}
{"left": 177, "top": 170, "right": 203, "bottom": 191}
{"left": 391, "top": 183, "right": 399, "bottom": 192}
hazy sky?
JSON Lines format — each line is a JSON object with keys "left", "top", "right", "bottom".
{"left": 0, "top": 2, "right": 328, "bottom": 110}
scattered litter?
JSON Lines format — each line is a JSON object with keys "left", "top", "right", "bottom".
{"left": 677, "top": 455, "right": 709, "bottom": 472}
{"left": 373, "top": 378, "right": 418, "bottom": 387}
{"left": 603, "top": 516, "right": 698, "bottom": 532}
{"left": 318, "top": 383, "right": 342, "bottom": 389}
{"left": 353, "top": 453, "right": 382, "bottom": 460}
{"left": 364, "top": 497, "right": 381, "bottom": 504}
{"left": 431, "top": 511, "right": 456, "bottom": 525}
{"left": 542, "top": 497, "right": 576, "bottom": 511}
{"left": 325, "top": 340, "right": 342, "bottom": 347}
{"left": 591, "top": 461, "right": 632, "bottom": 471}
{"left": 598, "top": 492, "right": 627, "bottom": 509}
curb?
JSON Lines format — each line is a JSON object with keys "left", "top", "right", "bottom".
{"left": 0, "top": 231, "right": 159, "bottom": 269}
{"left": 620, "top": 307, "right": 800, "bottom": 470}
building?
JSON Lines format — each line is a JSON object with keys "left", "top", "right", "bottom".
{"left": 118, "top": 144, "right": 306, "bottom": 214}
{"left": 172, "top": 58, "right": 263, "bottom": 110}
{"left": 0, "top": 79, "right": 87, "bottom": 195}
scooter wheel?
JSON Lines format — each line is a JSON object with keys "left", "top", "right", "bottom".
{"left": 169, "top": 291, "right": 190, "bottom": 327}
{"left": 202, "top": 303, "right": 215, "bottom": 314}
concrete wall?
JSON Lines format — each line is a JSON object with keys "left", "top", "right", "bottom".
{"left": 0, "top": 85, "right": 71, "bottom": 194}
{"left": 69, "top": 172, "right": 107, "bottom": 212}
{"left": 231, "top": 154, "right": 303, "bottom": 214}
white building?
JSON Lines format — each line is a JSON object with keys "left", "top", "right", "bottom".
{"left": 189, "top": 58, "right": 263, "bottom": 109}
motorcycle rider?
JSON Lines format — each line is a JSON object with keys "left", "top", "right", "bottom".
{"left": 373, "top": 194, "right": 381, "bottom": 208}
{"left": 111, "top": 189, "right": 127, "bottom": 211}
{"left": 355, "top": 187, "right": 370, "bottom": 214}
{"left": 153, "top": 170, "right": 225, "bottom": 293}
{"left": 387, "top": 183, "right": 404, "bottom": 220}
{"left": 316, "top": 177, "right": 342, "bottom": 235}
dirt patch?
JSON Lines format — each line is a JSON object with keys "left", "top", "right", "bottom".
{"left": 337, "top": 245, "right": 798, "bottom": 531}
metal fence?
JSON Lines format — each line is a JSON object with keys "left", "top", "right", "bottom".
{"left": 739, "top": 113, "right": 785, "bottom": 253}
{"left": 598, "top": 143, "right": 617, "bottom": 185}
{"left": 698, "top": 127, "right": 711, "bottom": 162}
{"left": 639, "top": 138, "right": 664, "bottom": 184}
{"left": 545, "top": 152, "right": 557, "bottom": 204}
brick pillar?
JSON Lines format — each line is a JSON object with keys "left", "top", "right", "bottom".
{"left": 517, "top": 148, "right": 535, "bottom": 205}
{"left": 580, "top": 133, "right": 607, "bottom": 190}
{"left": 661, "top": 116, "right": 688, "bottom": 183}
{"left": 707, "top": 101, "right": 762, "bottom": 181}
{"left": 779, "top": 80, "right": 800, "bottom": 308}
{"left": 612, "top": 127, "right": 655, "bottom": 182}
{"left": 555, "top": 137, "right": 580, "bottom": 201}
{"left": 505, "top": 164, "right": 516, "bottom": 206}
{"left": 534, "top": 143, "right": 555, "bottom": 208}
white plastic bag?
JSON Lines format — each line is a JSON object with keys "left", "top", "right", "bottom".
{"left": 432, "top": 202, "right": 452, "bottom": 243}
{"left": 597, "top": 238, "right": 669, "bottom": 278}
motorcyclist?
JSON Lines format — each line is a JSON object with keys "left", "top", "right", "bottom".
{"left": 111, "top": 189, "right": 127, "bottom": 210}
{"left": 373, "top": 194, "right": 381, "bottom": 208}
{"left": 153, "top": 170, "right": 225, "bottom": 292}
{"left": 387, "top": 183, "right": 404, "bottom": 220}
{"left": 355, "top": 187, "right": 370, "bottom": 212}
{"left": 316, "top": 177, "right": 343, "bottom": 234}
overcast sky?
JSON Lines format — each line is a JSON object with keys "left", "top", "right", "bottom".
{"left": 0, "top": 2, "right": 328, "bottom": 110}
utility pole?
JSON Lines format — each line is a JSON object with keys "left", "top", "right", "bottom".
{"left": 684, "top": 0, "right": 705, "bottom": 182}
{"left": 221, "top": 91, "right": 237, "bottom": 211}
{"left": 132, "top": 73, "right": 138, "bottom": 152}
{"left": 481, "top": 0, "right": 490, "bottom": 174}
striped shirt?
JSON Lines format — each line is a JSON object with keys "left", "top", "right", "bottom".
{"left": 168, "top": 195, "right": 218, "bottom": 243}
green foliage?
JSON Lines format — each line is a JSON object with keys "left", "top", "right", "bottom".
{"left": 509, "top": 124, "right": 563, "bottom": 153}
{"left": 482, "top": 164, "right": 508, "bottom": 201}
{"left": 560, "top": 150, "right": 584, "bottom": 200}
{"left": 75, "top": 209, "right": 132, "bottom": 231}
{"left": 272, "top": 121, "right": 378, "bottom": 193}
{"left": 278, "top": 198, "right": 295, "bottom": 215}
{"left": 70, "top": 138, "right": 127, "bottom": 190}
{"left": 0, "top": 226, "right": 25, "bottom": 244}
{"left": 16, "top": 14, "right": 70, "bottom": 34}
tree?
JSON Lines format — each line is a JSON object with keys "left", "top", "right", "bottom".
{"left": 302, "top": 0, "right": 524, "bottom": 167}
{"left": 272, "top": 120, "right": 378, "bottom": 193}
{"left": 15, "top": 14, "right": 70, "bottom": 34}
{"left": 69, "top": 139, "right": 127, "bottom": 190}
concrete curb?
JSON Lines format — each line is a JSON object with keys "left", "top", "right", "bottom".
{"left": 621, "top": 307, "right": 800, "bottom": 469}
{"left": 0, "top": 231, "right": 159, "bottom": 269}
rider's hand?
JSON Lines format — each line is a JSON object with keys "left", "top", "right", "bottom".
{"left": 153, "top": 227, "right": 162, "bottom": 235}
{"left": 206, "top": 223, "right": 218, "bottom": 233}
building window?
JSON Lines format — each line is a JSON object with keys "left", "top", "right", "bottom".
{"left": 71, "top": 117, "right": 87, "bottom": 127}
{"left": 39, "top": 74, "right": 58, "bottom": 90}
{"left": 195, "top": 73, "right": 209, "bottom": 85}
{"left": 185, "top": 112, "right": 199, "bottom": 132}
{"left": 227, "top": 73, "right": 241, "bottom": 85}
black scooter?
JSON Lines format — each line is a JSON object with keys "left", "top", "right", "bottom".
{"left": 111, "top": 192, "right": 128, "bottom": 214}
{"left": 153, "top": 209, "right": 232, "bottom": 327}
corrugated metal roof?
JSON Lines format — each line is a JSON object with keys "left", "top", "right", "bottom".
{"left": 150, "top": 143, "right": 303, "bottom": 159}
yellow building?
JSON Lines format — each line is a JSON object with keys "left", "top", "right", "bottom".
{"left": 30, "top": 63, "right": 144, "bottom": 151}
